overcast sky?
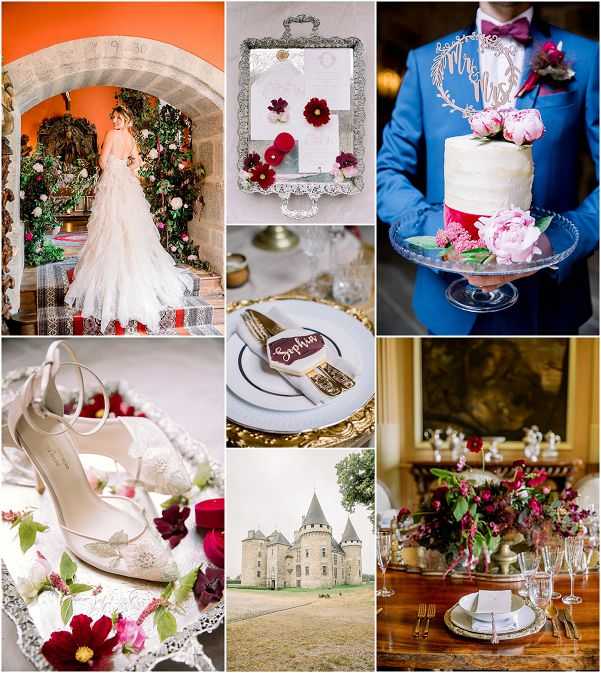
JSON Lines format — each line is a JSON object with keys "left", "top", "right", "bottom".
{"left": 227, "top": 449, "right": 374, "bottom": 578}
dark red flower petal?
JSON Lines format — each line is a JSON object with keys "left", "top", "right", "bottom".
{"left": 89, "top": 615, "right": 113, "bottom": 650}
{"left": 42, "top": 631, "right": 78, "bottom": 669}
{"left": 303, "top": 98, "right": 331, "bottom": 127}
{"left": 250, "top": 162, "right": 276, "bottom": 190}
{"left": 70, "top": 614, "right": 93, "bottom": 646}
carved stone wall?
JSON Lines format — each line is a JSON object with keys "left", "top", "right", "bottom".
{"left": 5, "top": 36, "right": 224, "bottom": 312}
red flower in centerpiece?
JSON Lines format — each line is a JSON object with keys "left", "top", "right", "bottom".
{"left": 41, "top": 614, "right": 118, "bottom": 671}
{"left": 466, "top": 436, "right": 483, "bottom": 454}
{"left": 250, "top": 162, "right": 276, "bottom": 190}
{"left": 243, "top": 152, "right": 261, "bottom": 172}
{"left": 303, "top": 98, "right": 330, "bottom": 127}
{"left": 528, "top": 470, "right": 548, "bottom": 488}
{"left": 193, "top": 566, "right": 224, "bottom": 610}
{"left": 153, "top": 504, "right": 190, "bottom": 548}
{"left": 268, "top": 98, "right": 288, "bottom": 114}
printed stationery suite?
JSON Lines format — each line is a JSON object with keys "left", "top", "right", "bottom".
{"left": 299, "top": 114, "right": 340, "bottom": 174}
{"left": 304, "top": 48, "right": 353, "bottom": 110}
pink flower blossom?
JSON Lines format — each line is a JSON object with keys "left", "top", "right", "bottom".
{"left": 456, "top": 455, "right": 467, "bottom": 472}
{"left": 157, "top": 221, "right": 166, "bottom": 230}
{"left": 469, "top": 108, "right": 503, "bottom": 138}
{"left": 476, "top": 208, "right": 542, "bottom": 264}
{"left": 435, "top": 229, "right": 449, "bottom": 247}
{"left": 136, "top": 598, "right": 164, "bottom": 625}
{"left": 453, "top": 234, "right": 486, "bottom": 253}
{"left": 48, "top": 572, "right": 70, "bottom": 594}
{"left": 116, "top": 616, "right": 146, "bottom": 655}
{"left": 181, "top": 233, "right": 189, "bottom": 242}
{"left": 115, "top": 482, "right": 136, "bottom": 498}
{"left": 25, "top": 231, "right": 34, "bottom": 242}
{"left": 459, "top": 480, "right": 469, "bottom": 496}
{"left": 480, "top": 488, "right": 492, "bottom": 502}
{"left": 432, "top": 499, "right": 441, "bottom": 511}
{"left": 529, "top": 497, "right": 543, "bottom": 516}
{"left": 502, "top": 109, "right": 544, "bottom": 145}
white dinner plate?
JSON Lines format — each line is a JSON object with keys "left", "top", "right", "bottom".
{"left": 450, "top": 603, "right": 536, "bottom": 635}
{"left": 458, "top": 591, "right": 524, "bottom": 622}
{"left": 226, "top": 299, "right": 374, "bottom": 434}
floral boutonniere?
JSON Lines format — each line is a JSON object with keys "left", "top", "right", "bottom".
{"left": 517, "top": 40, "right": 575, "bottom": 97}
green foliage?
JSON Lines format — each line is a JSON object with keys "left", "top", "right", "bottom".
{"left": 115, "top": 89, "right": 210, "bottom": 271}
{"left": 154, "top": 606, "right": 177, "bottom": 641}
{"left": 59, "top": 552, "right": 77, "bottom": 582}
{"left": 174, "top": 566, "right": 200, "bottom": 605}
{"left": 60, "top": 597, "right": 73, "bottom": 624}
{"left": 17, "top": 513, "right": 48, "bottom": 553}
{"left": 335, "top": 450, "right": 375, "bottom": 527}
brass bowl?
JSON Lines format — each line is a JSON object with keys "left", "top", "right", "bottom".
{"left": 226, "top": 253, "right": 249, "bottom": 288}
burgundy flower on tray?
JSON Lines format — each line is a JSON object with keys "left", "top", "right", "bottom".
{"left": 42, "top": 614, "right": 118, "bottom": 671}
{"left": 303, "top": 97, "right": 330, "bottom": 127}
{"left": 193, "top": 566, "right": 224, "bottom": 610}
{"left": 153, "top": 504, "right": 190, "bottom": 548}
{"left": 250, "top": 162, "right": 276, "bottom": 190}
{"left": 268, "top": 98, "right": 289, "bottom": 122}
{"left": 331, "top": 152, "right": 359, "bottom": 182}
{"left": 243, "top": 152, "right": 261, "bottom": 172}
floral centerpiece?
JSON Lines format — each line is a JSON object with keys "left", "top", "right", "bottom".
{"left": 399, "top": 441, "right": 590, "bottom": 575}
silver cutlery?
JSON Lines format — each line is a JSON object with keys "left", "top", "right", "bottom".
{"left": 491, "top": 611, "right": 499, "bottom": 645}
{"left": 413, "top": 603, "right": 426, "bottom": 638}
{"left": 562, "top": 608, "right": 581, "bottom": 640}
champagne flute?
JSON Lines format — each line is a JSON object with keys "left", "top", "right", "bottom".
{"left": 562, "top": 537, "right": 584, "bottom": 604}
{"left": 542, "top": 544, "right": 564, "bottom": 599}
{"left": 517, "top": 550, "right": 540, "bottom": 597}
{"left": 527, "top": 571, "right": 553, "bottom": 610}
{"left": 299, "top": 226, "right": 329, "bottom": 297}
{"left": 377, "top": 531, "right": 395, "bottom": 597}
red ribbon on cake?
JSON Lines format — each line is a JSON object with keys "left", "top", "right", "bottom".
{"left": 443, "top": 204, "right": 484, "bottom": 241}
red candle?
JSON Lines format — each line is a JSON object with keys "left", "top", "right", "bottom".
{"left": 195, "top": 498, "right": 224, "bottom": 530}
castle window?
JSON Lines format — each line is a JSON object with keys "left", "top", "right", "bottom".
{"left": 321, "top": 547, "right": 326, "bottom": 558}
{"left": 258, "top": 560, "right": 261, "bottom": 567}
{"left": 334, "top": 555, "right": 338, "bottom": 565}
{"left": 296, "top": 565, "right": 301, "bottom": 577}
{"left": 334, "top": 568, "right": 337, "bottom": 579}
{"left": 322, "top": 565, "right": 327, "bottom": 576}
{"left": 296, "top": 549, "right": 300, "bottom": 562}
{"left": 257, "top": 571, "right": 261, "bottom": 578}
{"left": 305, "top": 566, "right": 309, "bottom": 576}
{"left": 305, "top": 548, "right": 309, "bottom": 558}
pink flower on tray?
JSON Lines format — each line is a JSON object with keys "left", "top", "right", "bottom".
{"left": 476, "top": 208, "right": 542, "bottom": 264}
{"left": 116, "top": 616, "right": 146, "bottom": 655}
{"left": 469, "top": 108, "right": 504, "bottom": 138}
{"left": 502, "top": 109, "right": 544, "bottom": 145}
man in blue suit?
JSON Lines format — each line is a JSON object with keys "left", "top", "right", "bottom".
{"left": 378, "top": 2, "right": 599, "bottom": 334}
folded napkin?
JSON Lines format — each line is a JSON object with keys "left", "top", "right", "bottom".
{"left": 475, "top": 589, "right": 512, "bottom": 615}
{"left": 236, "top": 306, "right": 359, "bottom": 405}
{"left": 471, "top": 613, "right": 519, "bottom": 634}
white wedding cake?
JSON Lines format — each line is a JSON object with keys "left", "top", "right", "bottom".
{"left": 444, "top": 135, "right": 534, "bottom": 216}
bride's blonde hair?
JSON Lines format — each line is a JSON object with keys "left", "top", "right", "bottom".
{"left": 109, "top": 105, "right": 133, "bottom": 128}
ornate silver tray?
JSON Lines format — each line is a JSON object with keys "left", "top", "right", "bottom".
{"left": 237, "top": 14, "right": 366, "bottom": 219}
{"left": 1, "top": 369, "right": 223, "bottom": 671}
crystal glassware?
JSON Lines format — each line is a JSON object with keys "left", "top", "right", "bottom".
{"left": 527, "top": 572, "right": 553, "bottom": 610}
{"left": 299, "top": 226, "right": 330, "bottom": 297}
{"left": 562, "top": 537, "right": 584, "bottom": 604}
{"left": 517, "top": 550, "right": 540, "bottom": 597}
{"left": 542, "top": 544, "right": 564, "bottom": 599}
{"left": 377, "top": 531, "right": 395, "bottom": 598}
{"left": 332, "top": 248, "right": 372, "bottom": 306}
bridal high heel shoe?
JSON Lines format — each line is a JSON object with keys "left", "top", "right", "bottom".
{"left": 6, "top": 342, "right": 182, "bottom": 582}
{"left": 5, "top": 341, "right": 192, "bottom": 497}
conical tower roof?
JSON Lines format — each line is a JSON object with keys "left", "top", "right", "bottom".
{"left": 341, "top": 517, "right": 361, "bottom": 543}
{"left": 304, "top": 492, "right": 329, "bottom": 526}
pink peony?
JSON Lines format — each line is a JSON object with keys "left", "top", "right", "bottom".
{"left": 469, "top": 108, "right": 503, "bottom": 138}
{"left": 476, "top": 208, "right": 542, "bottom": 264}
{"left": 115, "top": 482, "right": 136, "bottom": 498}
{"left": 502, "top": 109, "right": 544, "bottom": 145}
{"left": 116, "top": 616, "right": 146, "bottom": 655}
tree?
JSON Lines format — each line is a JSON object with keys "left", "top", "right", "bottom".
{"left": 335, "top": 450, "right": 375, "bottom": 528}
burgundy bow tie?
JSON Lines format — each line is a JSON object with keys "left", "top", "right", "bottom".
{"left": 481, "top": 17, "right": 532, "bottom": 45}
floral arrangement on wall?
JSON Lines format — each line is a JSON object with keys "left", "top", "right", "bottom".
{"left": 115, "top": 89, "right": 210, "bottom": 271}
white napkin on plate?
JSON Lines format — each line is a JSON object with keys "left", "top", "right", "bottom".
{"left": 470, "top": 613, "right": 519, "bottom": 634}
{"left": 475, "top": 589, "right": 512, "bottom": 615}
{"left": 236, "top": 306, "right": 359, "bottom": 406}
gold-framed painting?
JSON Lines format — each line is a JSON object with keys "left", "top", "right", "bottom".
{"left": 413, "top": 338, "right": 576, "bottom": 451}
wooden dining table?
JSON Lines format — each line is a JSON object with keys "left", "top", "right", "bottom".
{"left": 377, "top": 571, "right": 599, "bottom": 671}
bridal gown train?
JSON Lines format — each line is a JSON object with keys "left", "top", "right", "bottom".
{"left": 65, "top": 154, "right": 191, "bottom": 333}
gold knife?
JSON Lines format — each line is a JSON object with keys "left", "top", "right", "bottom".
{"left": 558, "top": 609, "right": 574, "bottom": 639}
{"left": 247, "top": 309, "right": 356, "bottom": 389}
{"left": 562, "top": 608, "right": 581, "bottom": 640}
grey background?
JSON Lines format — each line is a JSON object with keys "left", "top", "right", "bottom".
{"left": 2, "top": 337, "right": 224, "bottom": 671}
{"left": 226, "top": 1, "right": 376, "bottom": 224}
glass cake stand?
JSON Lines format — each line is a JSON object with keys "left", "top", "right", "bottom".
{"left": 392, "top": 207, "right": 579, "bottom": 313}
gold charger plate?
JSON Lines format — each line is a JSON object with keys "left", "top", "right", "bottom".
{"left": 226, "top": 294, "right": 374, "bottom": 447}
{"left": 444, "top": 603, "right": 546, "bottom": 642}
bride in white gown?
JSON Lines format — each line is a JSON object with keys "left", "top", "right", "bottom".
{"left": 65, "top": 105, "right": 191, "bottom": 332}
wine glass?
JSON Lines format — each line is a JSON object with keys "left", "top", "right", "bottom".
{"left": 299, "top": 226, "right": 330, "bottom": 296}
{"left": 562, "top": 537, "right": 584, "bottom": 604}
{"left": 377, "top": 531, "right": 395, "bottom": 598}
{"left": 517, "top": 550, "right": 540, "bottom": 597}
{"left": 527, "top": 572, "right": 553, "bottom": 610}
{"left": 542, "top": 544, "right": 564, "bottom": 599}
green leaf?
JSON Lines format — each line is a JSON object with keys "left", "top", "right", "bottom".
{"left": 59, "top": 552, "right": 77, "bottom": 582}
{"left": 18, "top": 520, "right": 36, "bottom": 553}
{"left": 155, "top": 607, "right": 177, "bottom": 642}
{"left": 61, "top": 598, "right": 73, "bottom": 625}
{"left": 469, "top": 503, "right": 477, "bottom": 517}
{"left": 33, "top": 522, "right": 49, "bottom": 532}
{"left": 488, "top": 535, "right": 501, "bottom": 554}
{"left": 175, "top": 567, "right": 200, "bottom": 605}
{"left": 453, "top": 497, "right": 469, "bottom": 522}
{"left": 405, "top": 236, "right": 444, "bottom": 250}
{"left": 68, "top": 583, "right": 94, "bottom": 594}
{"left": 461, "top": 247, "right": 489, "bottom": 255}
{"left": 430, "top": 468, "right": 457, "bottom": 482}
{"left": 161, "top": 582, "right": 175, "bottom": 600}
{"left": 535, "top": 215, "right": 553, "bottom": 233}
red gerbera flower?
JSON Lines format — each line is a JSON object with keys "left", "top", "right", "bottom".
{"left": 250, "top": 162, "right": 276, "bottom": 190}
{"left": 303, "top": 98, "right": 330, "bottom": 127}
{"left": 41, "top": 614, "right": 118, "bottom": 671}
{"left": 154, "top": 504, "right": 190, "bottom": 548}
{"left": 466, "top": 435, "right": 483, "bottom": 453}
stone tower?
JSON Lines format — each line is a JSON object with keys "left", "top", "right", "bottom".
{"left": 298, "top": 492, "right": 334, "bottom": 589}
{"left": 241, "top": 529, "right": 267, "bottom": 587}
{"left": 341, "top": 517, "right": 362, "bottom": 585}
{"left": 265, "top": 530, "right": 291, "bottom": 589}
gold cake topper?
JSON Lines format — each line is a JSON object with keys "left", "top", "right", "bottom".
{"left": 431, "top": 33, "right": 520, "bottom": 117}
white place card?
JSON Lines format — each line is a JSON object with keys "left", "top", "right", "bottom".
{"left": 298, "top": 114, "right": 340, "bottom": 174}
{"left": 304, "top": 48, "right": 352, "bottom": 110}
{"left": 475, "top": 589, "right": 512, "bottom": 615}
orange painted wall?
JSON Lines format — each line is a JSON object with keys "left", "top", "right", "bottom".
{"left": 22, "top": 87, "right": 120, "bottom": 151}
{"left": 3, "top": 2, "right": 224, "bottom": 70}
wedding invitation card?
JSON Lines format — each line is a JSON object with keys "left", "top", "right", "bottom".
{"left": 298, "top": 114, "right": 340, "bottom": 174}
{"left": 304, "top": 48, "right": 352, "bottom": 110}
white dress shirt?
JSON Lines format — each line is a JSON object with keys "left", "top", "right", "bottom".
{"left": 476, "top": 6, "right": 534, "bottom": 107}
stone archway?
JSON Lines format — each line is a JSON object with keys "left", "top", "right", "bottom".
{"left": 4, "top": 36, "right": 224, "bottom": 314}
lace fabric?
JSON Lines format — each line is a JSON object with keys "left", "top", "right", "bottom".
{"left": 64, "top": 156, "right": 192, "bottom": 333}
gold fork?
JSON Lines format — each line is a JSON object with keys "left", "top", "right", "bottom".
{"left": 241, "top": 312, "right": 342, "bottom": 397}
{"left": 421, "top": 603, "right": 436, "bottom": 639}
{"left": 413, "top": 603, "right": 426, "bottom": 638}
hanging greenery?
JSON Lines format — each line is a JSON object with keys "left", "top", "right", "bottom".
{"left": 20, "top": 150, "right": 96, "bottom": 267}
{"left": 115, "top": 89, "right": 210, "bottom": 270}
